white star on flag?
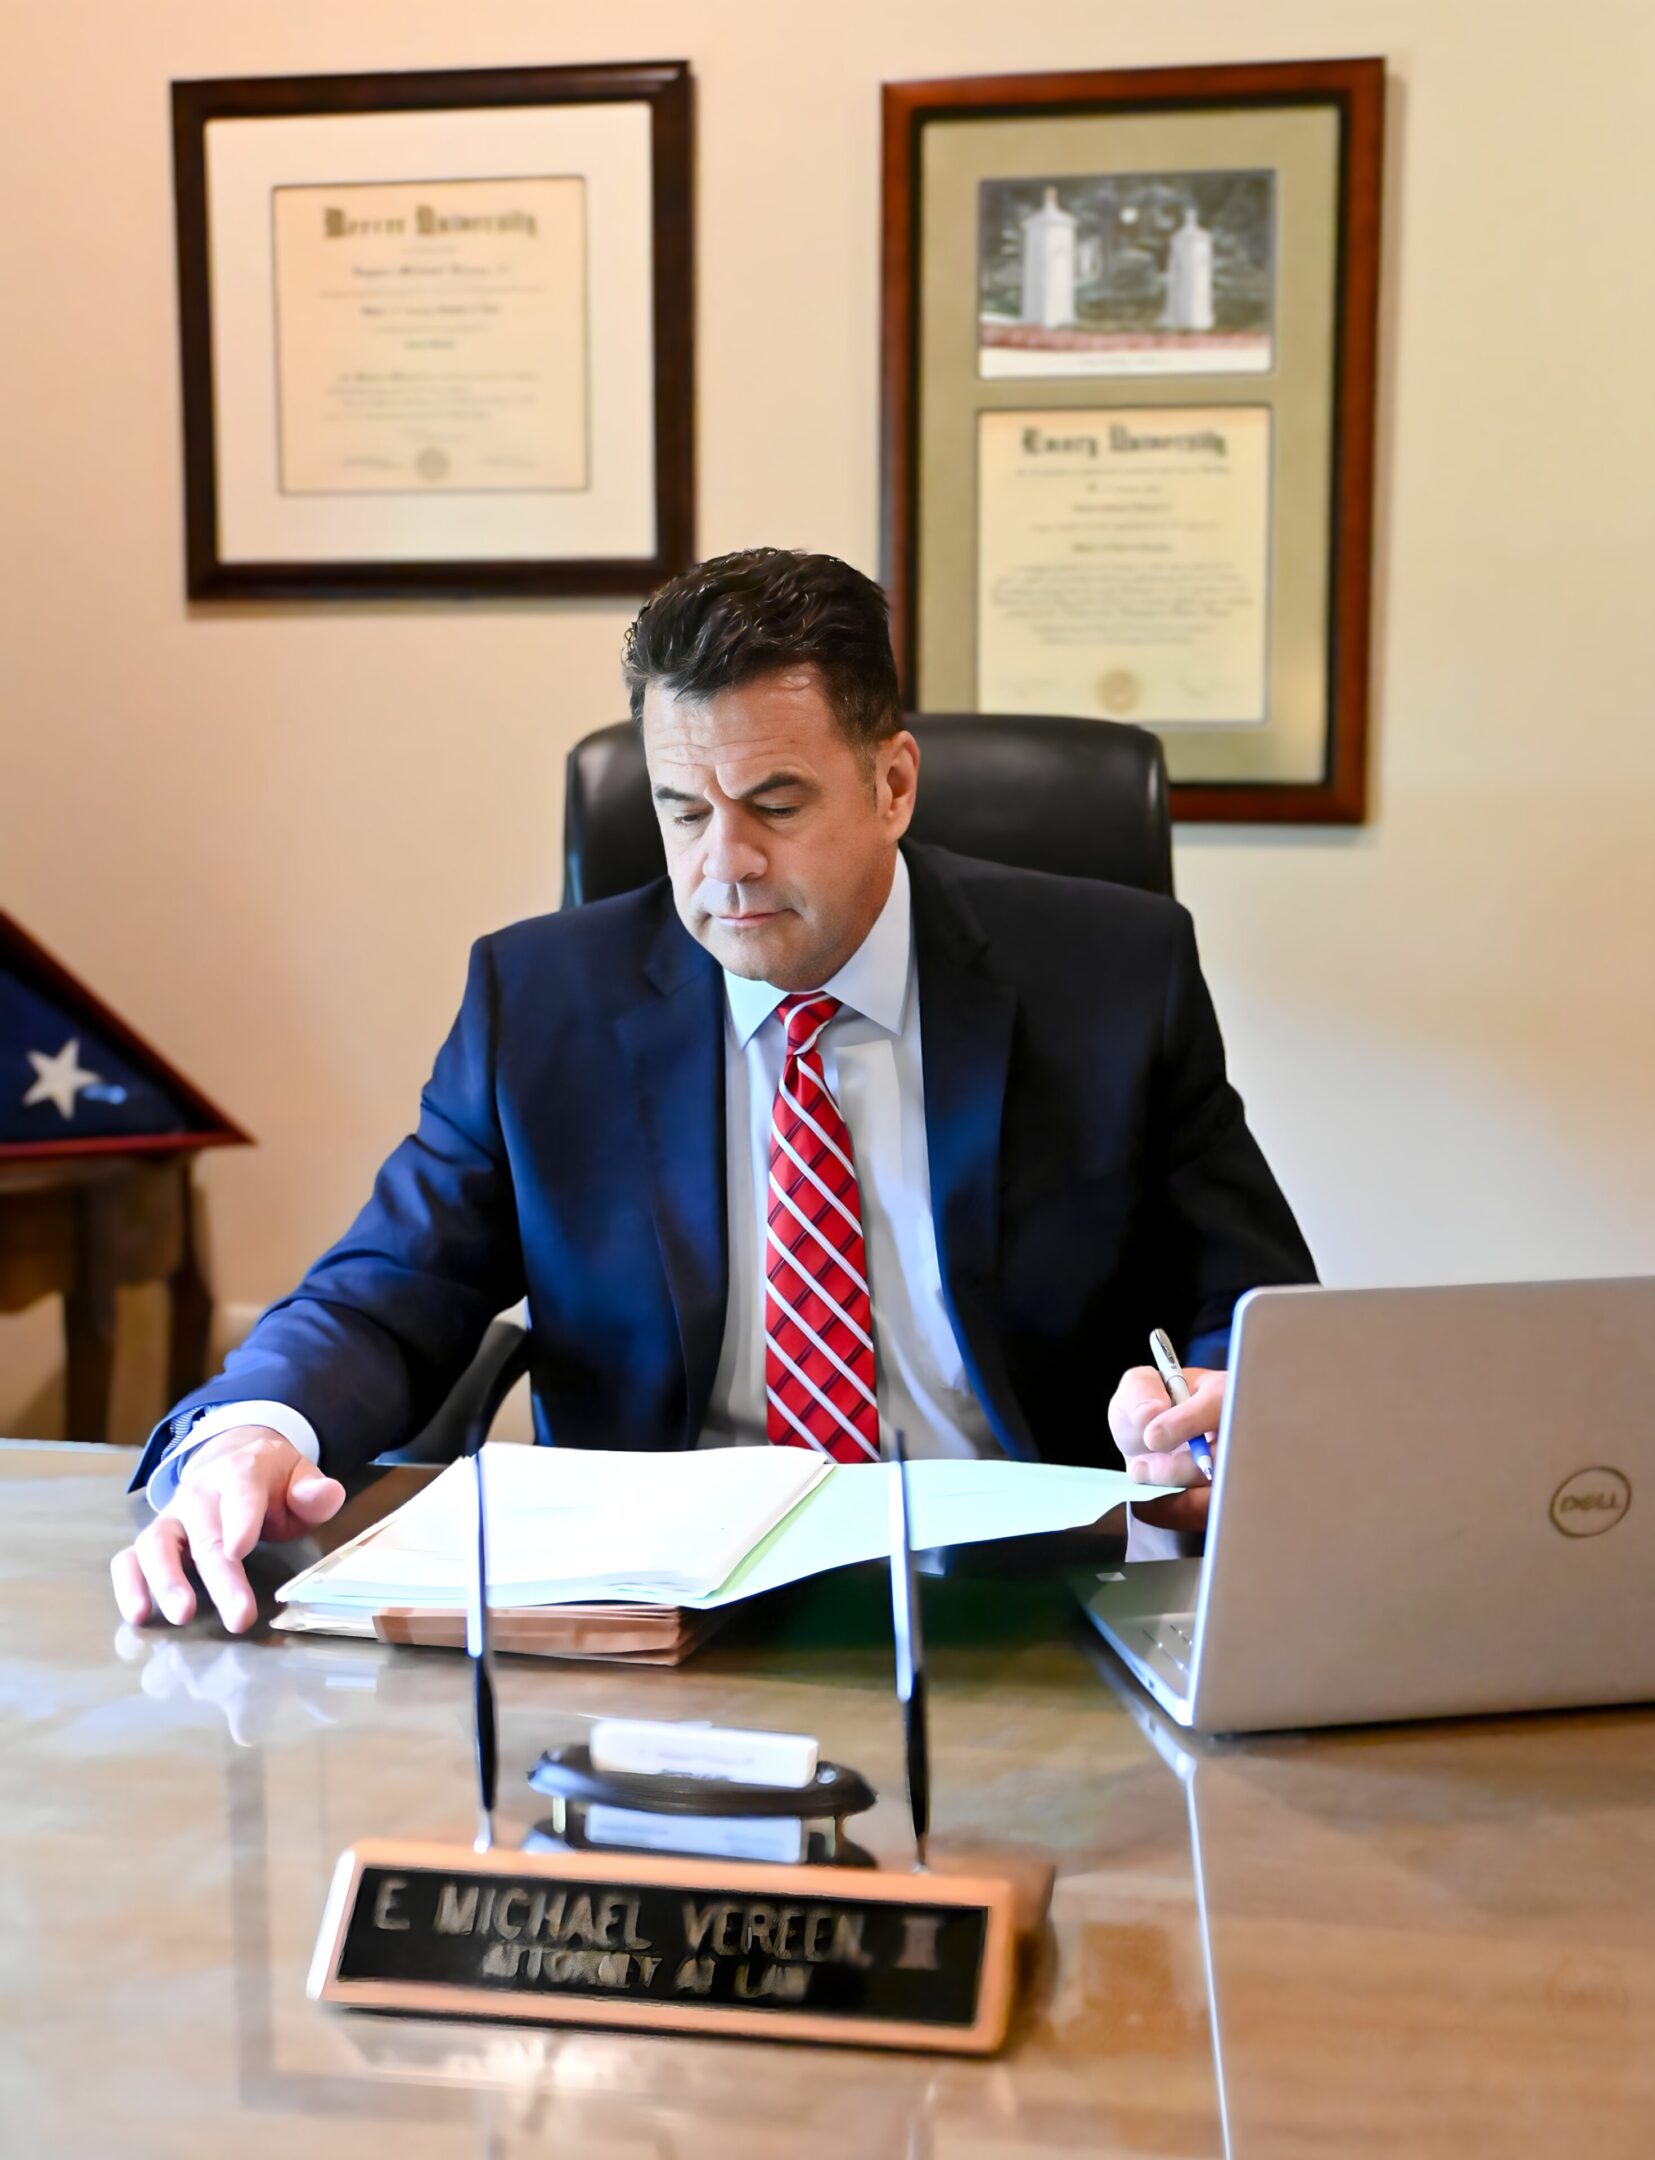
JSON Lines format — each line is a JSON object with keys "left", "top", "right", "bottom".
{"left": 23, "top": 1038, "right": 103, "bottom": 1120}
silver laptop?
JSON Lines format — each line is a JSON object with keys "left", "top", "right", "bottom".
{"left": 1076, "top": 1278, "right": 1655, "bottom": 1732}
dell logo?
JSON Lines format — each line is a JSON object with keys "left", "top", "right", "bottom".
{"left": 1549, "top": 1468, "right": 1632, "bottom": 1538}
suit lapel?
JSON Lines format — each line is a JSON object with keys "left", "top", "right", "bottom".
{"left": 907, "top": 847, "right": 1035, "bottom": 1460}
{"left": 616, "top": 902, "right": 728, "bottom": 1447}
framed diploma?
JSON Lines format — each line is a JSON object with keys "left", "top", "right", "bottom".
{"left": 173, "top": 63, "right": 693, "bottom": 600}
{"left": 882, "top": 61, "right": 1384, "bottom": 822}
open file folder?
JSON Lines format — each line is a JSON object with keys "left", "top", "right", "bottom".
{"left": 275, "top": 1442, "right": 1173, "bottom": 1628}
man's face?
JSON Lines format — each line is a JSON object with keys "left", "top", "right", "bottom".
{"left": 642, "top": 667, "right": 919, "bottom": 989}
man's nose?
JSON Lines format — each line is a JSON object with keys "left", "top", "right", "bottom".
{"left": 699, "top": 813, "right": 767, "bottom": 887}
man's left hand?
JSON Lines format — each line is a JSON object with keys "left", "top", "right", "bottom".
{"left": 1108, "top": 1364, "right": 1225, "bottom": 1537}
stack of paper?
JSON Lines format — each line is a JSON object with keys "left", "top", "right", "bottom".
{"left": 274, "top": 1442, "right": 1167, "bottom": 1653}
{"left": 282, "top": 1443, "right": 830, "bottom": 1610}
{"left": 274, "top": 1599, "right": 722, "bottom": 1665}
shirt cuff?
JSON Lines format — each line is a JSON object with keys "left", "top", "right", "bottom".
{"left": 145, "top": 1400, "right": 322, "bottom": 1512}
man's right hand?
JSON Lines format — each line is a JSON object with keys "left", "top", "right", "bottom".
{"left": 1108, "top": 1363, "right": 1224, "bottom": 1539}
{"left": 110, "top": 1428, "right": 345, "bottom": 1636}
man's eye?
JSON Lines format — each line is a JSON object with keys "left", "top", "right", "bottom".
{"left": 756, "top": 804, "right": 799, "bottom": 819}
{"left": 673, "top": 809, "right": 710, "bottom": 828}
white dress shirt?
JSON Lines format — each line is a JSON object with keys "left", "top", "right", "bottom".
{"left": 701, "top": 851, "right": 996, "bottom": 1459}
{"left": 149, "top": 855, "right": 996, "bottom": 1508}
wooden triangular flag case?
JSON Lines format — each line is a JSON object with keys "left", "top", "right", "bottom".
{"left": 0, "top": 910, "right": 250, "bottom": 1162}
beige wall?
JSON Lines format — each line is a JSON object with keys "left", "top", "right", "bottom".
{"left": 4, "top": 1, "right": 1653, "bottom": 1437}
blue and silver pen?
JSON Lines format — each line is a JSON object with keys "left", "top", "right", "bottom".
{"left": 1148, "top": 1328, "right": 1214, "bottom": 1482}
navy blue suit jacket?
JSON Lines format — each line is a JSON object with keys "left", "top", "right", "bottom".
{"left": 133, "top": 844, "right": 1315, "bottom": 1490}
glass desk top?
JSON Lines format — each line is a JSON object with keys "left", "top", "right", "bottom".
{"left": 3, "top": 1441, "right": 1654, "bottom": 2158}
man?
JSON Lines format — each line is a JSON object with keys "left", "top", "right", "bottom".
{"left": 112, "top": 549, "right": 1314, "bottom": 1633}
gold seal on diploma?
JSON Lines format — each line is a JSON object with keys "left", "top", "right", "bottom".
{"left": 1096, "top": 669, "right": 1142, "bottom": 717}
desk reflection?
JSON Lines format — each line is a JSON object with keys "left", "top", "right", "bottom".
{"left": 1096, "top": 1654, "right": 1655, "bottom": 2158}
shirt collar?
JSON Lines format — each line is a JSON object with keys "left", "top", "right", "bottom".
{"left": 724, "top": 851, "right": 912, "bottom": 1049}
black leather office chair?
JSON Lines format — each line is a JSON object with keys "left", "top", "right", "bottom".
{"left": 394, "top": 713, "right": 1172, "bottom": 1462}
{"left": 563, "top": 713, "right": 1173, "bottom": 905}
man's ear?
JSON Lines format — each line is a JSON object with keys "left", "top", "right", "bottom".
{"left": 880, "top": 730, "right": 920, "bottom": 835}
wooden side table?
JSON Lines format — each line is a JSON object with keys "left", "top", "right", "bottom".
{"left": 0, "top": 1154, "right": 212, "bottom": 1442}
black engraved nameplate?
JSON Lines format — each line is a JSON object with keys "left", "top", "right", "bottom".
{"left": 310, "top": 1839, "right": 1018, "bottom": 2053}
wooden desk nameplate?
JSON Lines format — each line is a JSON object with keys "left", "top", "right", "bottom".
{"left": 309, "top": 1837, "right": 1022, "bottom": 2054}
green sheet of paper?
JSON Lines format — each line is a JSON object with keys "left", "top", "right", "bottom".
{"left": 683, "top": 1459, "right": 1166, "bottom": 1609}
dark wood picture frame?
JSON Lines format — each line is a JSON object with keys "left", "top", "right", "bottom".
{"left": 881, "top": 59, "right": 1384, "bottom": 824}
{"left": 173, "top": 62, "right": 694, "bottom": 601}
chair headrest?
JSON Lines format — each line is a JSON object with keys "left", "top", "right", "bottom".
{"left": 563, "top": 713, "right": 1172, "bottom": 906}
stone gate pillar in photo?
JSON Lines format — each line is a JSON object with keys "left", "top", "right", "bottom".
{"left": 1020, "top": 186, "right": 1077, "bottom": 329}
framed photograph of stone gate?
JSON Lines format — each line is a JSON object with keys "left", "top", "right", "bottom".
{"left": 881, "top": 60, "right": 1385, "bottom": 823}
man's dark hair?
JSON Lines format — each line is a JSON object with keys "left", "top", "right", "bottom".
{"left": 622, "top": 547, "right": 902, "bottom": 751}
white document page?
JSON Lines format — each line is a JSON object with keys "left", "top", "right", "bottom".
{"left": 276, "top": 1443, "right": 832, "bottom": 1610}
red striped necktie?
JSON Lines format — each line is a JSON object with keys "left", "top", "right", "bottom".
{"left": 764, "top": 992, "right": 880, "bottom": 1461}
